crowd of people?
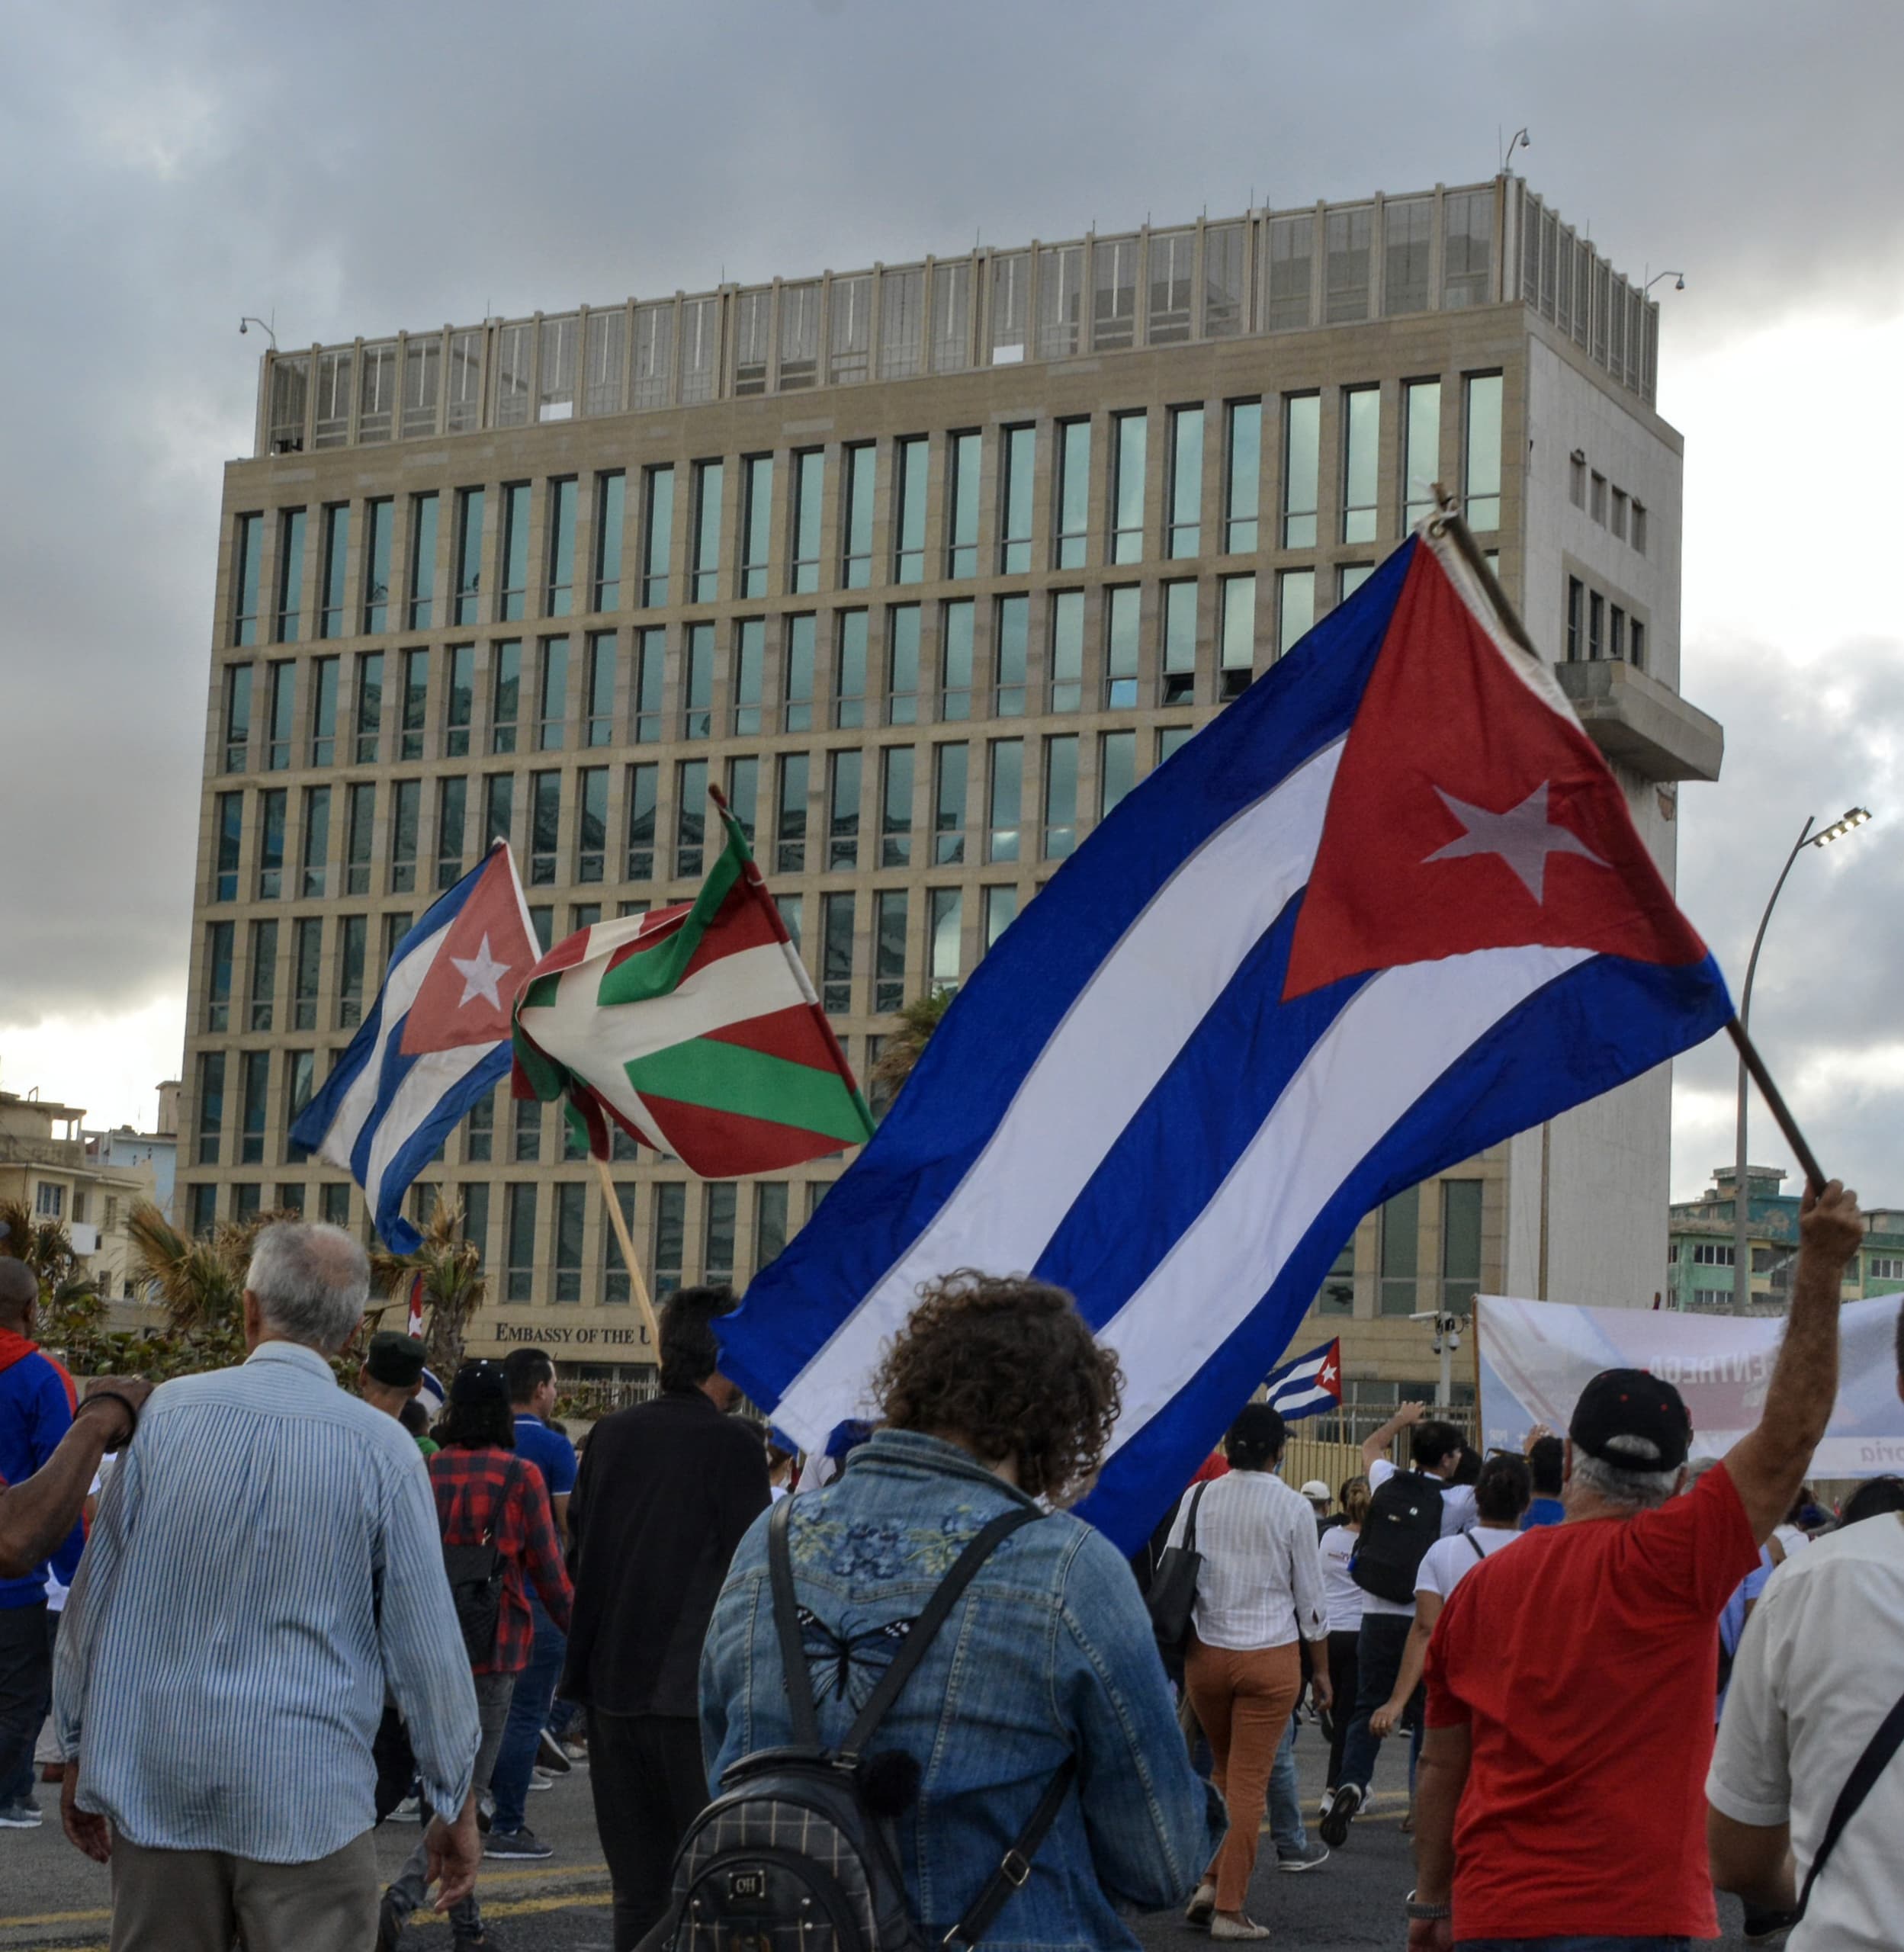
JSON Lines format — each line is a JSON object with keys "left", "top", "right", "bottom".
{"left": 0, "top": 1178, "right": 1895, "bottom": 1951}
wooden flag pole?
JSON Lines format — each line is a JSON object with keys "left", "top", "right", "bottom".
{"left": 591, "top": 1153, "right": 663, "bottom": 1356}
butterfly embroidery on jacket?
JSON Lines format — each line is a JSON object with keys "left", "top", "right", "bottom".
{"left": 794, "top": 1605, "right": 915, "bottom": 1703}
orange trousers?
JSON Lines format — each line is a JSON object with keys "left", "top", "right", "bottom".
{"left": 1183, "top": 1634, "right": 1303, "bottom": 1913}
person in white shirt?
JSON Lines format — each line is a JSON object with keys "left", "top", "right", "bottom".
{"left": 1172, "top": 1404, "right": 1332, "bottom": 1942}
{"left": 1707, "top": 1309, "right": 1904, "bottom": 1947}
{"left": 1369, "top": 1452, "right": 1530, "bottom": 1743}
{"left": 1317, "top": 1476, "right": 1370, "bottom": 1813}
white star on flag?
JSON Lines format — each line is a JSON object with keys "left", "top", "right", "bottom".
{"left": 450, "top": 934, "right": 512, "bottom": 1010}
{"left": 1423, "top": 781, "right": 1606, "bottom": 904}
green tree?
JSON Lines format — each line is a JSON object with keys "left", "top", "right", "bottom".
{"left": 869, "top": 987, "right": 956, "bottom": 1109}
{"left": 371, "top": 1202, "right": 487, "bottom": 1375}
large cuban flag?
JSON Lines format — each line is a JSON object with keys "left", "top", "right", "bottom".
{"left": 718, "top": 522, "right": 1733, "bottom": 1552}
{"left": 293, "top": 843, "right": 538, "bottom": 1252}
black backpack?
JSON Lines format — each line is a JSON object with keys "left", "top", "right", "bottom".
{"left": 1351, "top": 1470, "right": 1444, "bottom": 1604}
{"left": 642, "top": 1498, "right": 1078, "bottom": 1952}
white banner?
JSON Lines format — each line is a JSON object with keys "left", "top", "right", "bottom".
{"left": 1476, "top": 1294, "right": 1904, "bottom": 1478}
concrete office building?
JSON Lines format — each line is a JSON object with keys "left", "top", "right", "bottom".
{"left": 182, "top": 175, "right": 1719, "bottom": 1394}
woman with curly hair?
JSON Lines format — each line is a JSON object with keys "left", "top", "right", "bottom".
{"left": 701, "top": 1272, "right": 1224, "bottom": 1952}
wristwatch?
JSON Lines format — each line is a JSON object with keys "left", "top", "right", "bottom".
{"left": 1405, "top": 1889, "right": 1453, "bottom": 1922}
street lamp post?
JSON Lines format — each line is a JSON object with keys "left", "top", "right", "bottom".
{"left": 1732, "top": 807, "right": 1870, "bottom": 1309}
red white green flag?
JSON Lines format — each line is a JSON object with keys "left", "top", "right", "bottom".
{"left": 509, "top": 795, "right": 875, "bottom": 1173}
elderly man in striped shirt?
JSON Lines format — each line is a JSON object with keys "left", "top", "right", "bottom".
{"left": 53, "top": 1222, "right": 483, "bottom": 1952}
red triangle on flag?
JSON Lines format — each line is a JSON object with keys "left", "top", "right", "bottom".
{"left": 400, "top": 848, "right": 540, "bottom": 1054}
{"left": 1283, "top": 541, "right": 1708, "bottom": 1000}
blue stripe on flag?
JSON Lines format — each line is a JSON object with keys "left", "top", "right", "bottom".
{"left": 368, "top": 1042, "right": 513, "bottom": 1254}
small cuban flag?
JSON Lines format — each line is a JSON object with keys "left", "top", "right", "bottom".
{"left": 293, "top": 843, "right": 538, "bottom": 1252}
{"left": 1263, "top": 1337, "right": 1344, "bottom": 1424}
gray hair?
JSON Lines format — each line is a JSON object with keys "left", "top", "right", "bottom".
{"left": 1569, "top": 1449, "right": 1681, "bottom": 1513}
{"left": 245, "top": 1222, "right": 369, "bottom": 1353}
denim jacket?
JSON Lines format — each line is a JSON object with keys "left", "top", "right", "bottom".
{"left": 701, "top": 1430, "right": 1225, "bottom": 1952}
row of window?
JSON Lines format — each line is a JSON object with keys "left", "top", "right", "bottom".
{"left": 230, "top": 378, "right": 1504, "bottom": 645}
{"left": 1668, "top": 1240, "right": 1904, "bottom": 1283}
{"left": 1566, "top": 453, "right": 1649, "bottom": 553}
{"left": 215, "top": 570, "right": 1364, "bottom": 779}
{"left": 1562, "top": 575, "right": 1648, "bottom": 669}
{"left": 1312, "top": 1178, "right": 1487, "bottom": 1318}
{"left": 207, "top": 719, "right": 1190, "bottom": 919}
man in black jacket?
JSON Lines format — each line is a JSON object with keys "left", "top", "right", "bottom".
{"left": 561, "top": 1287, "right": 769, "bottom": 1950}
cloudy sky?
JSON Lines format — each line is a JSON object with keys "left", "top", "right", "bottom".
{"left": 2, "top": 1, "right": 1899, "bottom": 1201}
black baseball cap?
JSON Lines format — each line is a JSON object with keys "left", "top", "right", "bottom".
{"left": 364, "top": 1331, "right": 427, "bottom": 1389}
{"left": 1569, "top": 1367, "right": 1693, "bottom": 1472}
{"left": 450, "top": 1359, "right": 510, "bottom": 1408}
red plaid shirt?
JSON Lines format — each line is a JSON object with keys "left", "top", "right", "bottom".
{"left": 428, "top": 1443, "right": 573, "bottom": 1675}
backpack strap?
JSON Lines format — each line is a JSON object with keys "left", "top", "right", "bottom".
{"left": 1465, "top": 1530, "right": 1485, "bottom": 1562}
{"left": 1793, "top": 1686, "right": 1904, "bottom": 1922}
{"left": 1181, "top": 1481, "right": 1208, "bottom": 1555}
{"left": 941, "top": 1755, "right": 1080, "bottom": 1949}
{"left": 767, "top": 1495, "right": 823, "bottom": 1747}
{"left": 842, "top": 1505, "right": 1043, "bottom": 1757}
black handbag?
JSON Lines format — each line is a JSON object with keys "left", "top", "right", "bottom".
{"left": 1145, "top": 1482, "right": 1209, "bottom": 1675}
{"left": 441, "top": 1460, "right": 519, "bottom": 1665}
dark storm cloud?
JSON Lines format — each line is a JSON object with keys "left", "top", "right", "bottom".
{"left": 1, "top": 0, "right": 1901, "bottom": 1153}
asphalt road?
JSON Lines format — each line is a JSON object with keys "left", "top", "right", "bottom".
{"left": 0, "top": 1731, "right": 1766, "bottom": 1951}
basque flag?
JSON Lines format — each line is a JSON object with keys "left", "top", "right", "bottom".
{"left": 1264, "top": 1338, "right": 1344, "bottom": 1423}
{"left": 293, "top": 843, "right": 538, "bottom": 1253}
{"left": 718, "top": 523, "right": 1731, "bottom": 1552}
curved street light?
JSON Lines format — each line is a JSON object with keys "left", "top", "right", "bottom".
{"left": 1646, "top": 271, "right": 1687, "bottom": 296}
{"left": 1731, "top": 807, "right": 1872, "bottom": 1308}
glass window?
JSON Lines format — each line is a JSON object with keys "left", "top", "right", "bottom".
{"left": 301, "top": 785, "right": 330, "bottom": 897}
{"left": 389, "top": 778, "right": 420, "bottom": 893}
{"left": 581, "top": 631, "right": 615, "bottom": 746}
{"left": 1465, "top": 374, "right": 1504, "bottom": 532}
{"left": 1148, "top": 228, "right": 1194, "bottom": 344}
{"left": 690, "top": 461, "right": 723, "bottom": 604}
{"left": 1441, "top": 1179, "right": 1483, "bottom": 1309}
{"left": 1167, "top": 406, "right": 1202, "bottom": 557}
{"left": 503, "top": 1183, "right": 537, "bottom": 1301}
{"left": 982, "top": 884, "right": 1016, "bottom": 952}
{"left": 352, "top": 650, "right": 383, "bottom": 765}
{"left": 775, "top": 753, "right": 808, "bottom": 873}
{"left": 888, "top": 605, "right": 920, "bottom": 725}
{"left": 490, "top": 640, "right": 521, "bottom": 753}
{"left": 784, "top": 614, "right": 816, "bottom": 733}
{"left": 828, "top": 750, "right": 862, "bottom": 869}
{"left": 1157, "top": 724, "right": 1193, "bottom": 765}
{"left": 1049, "top": 590, "right": 1084, "bottom": 712}
{"left": 1100, "top": 729, "right": 1136, "bottom": 817}
{"left": 232, "top": 512, "right": 262, "bottom": 647}
{"left": 223, "top": 663, "right": 252, "bottom": 773}
{"left": 875, "top": 890, "right": 909, "bottom": 1013}
{"left": 361, "top": 499, "right": 393, "bottom": 633}
{"left": 987, "top": 740, "right": 1023, "bottom": 864}
{"left": 1043, "top": 734, "right": 1078, "bottom": 860}
{"left": 646, "top": 1181, "right": 684, "bottom": 1296}
{"left": 205, "top": 919, "right": 235, "bottom": 1030}
{"left": 436, "top": 775, "right": 466, "bottom": 888}
{"left": 990, "top": 250, "right": 1029, "bottom": 363}
{"left": 775, "top": 893, "right": 801, "bottom": 949}
{"left": 894, "top": 437, "right": 927, "bottom": 584}
{"left": 1267, "top": 214, "right": 1314, "bottom": 331}
{"left": 998, "top": 425, "right": 1034, "bottom": 574}
{"left": 1629, "top": 618, "right": 1646, "bottom": 672}
{"left": 1379, "top": 1182, "right": 1421, "bottom": 1315}
{"left": 676, "top": 758, "right": 708, "bottom": 878}
{"left": 1610, "top": 602, "right": 1626, "bottom": 662}
{"left": 725, "top": 754, "right": 758, "bottom": 844}
{"left": 342, "top": 779, "right": 374, "bottom": 894}
{"left": 1383, "top": 197, "right": 1433, "bottom": 316}
{"left": 1343, "top": 387, "right": 1380, "bottom": 544}
{"left": 213, "top": 791, "right": 243, "bottom": 901}
{"left": 1055, "top": 419, "right": 1090, "bottom": 570}
{"left": 940, "top": 599, "right": 974, "bottom": 720}
{"left": 544, "top": 477, "right": 576, "bottom": 617}
{"left": 1224, "top": 401, "right": 1260, "bottom": 554}
{"left": 834, "top": 612, "right": 869, "bottom": 730}
{"left": 248, "top": 919, "right": 278, "bottom": 1031}
{"left": 546, "top": 1180, "right": 585, "bottom": 1303}
{"left": 265, "top": 660, "right": 294, "bottom": 771}
{"left": 257, "top": 788, "right": 286, "bottom": 899}
{"left": 497, "top": 484, "right": 529, "bottom": 621}
{"left": 933, "top": 743, "right": 968, "bottom": 865}
{"left": 625, "top": 762, "right": 657, "bottom": 878}
{"left": 575, "top": 766, "right": 608, "bottom": 883}
{"left": 453, "top": 488, "right": 484, "bottom": 626}
{"left": 738, "top": 456, "right": 772, "bottom": 600}
{"left": 1283, "top": 396, "right": 1320, "bottom": 547}
{"left": 1105, "top": 586, "right": 1139, "bottom": 708}
{"left": 1278, "top": 569, "right": 1315, "bottom": 655}
{"left": 1324, "top": 207, "right": 1373, "bottom": 323}
{"left": 929, "top": 887, "right": 962, "bottom": 990}
{"left": 309, "top": 657, "right": 337, "bottom": 767}
{"left": 700, "top": 1180, "right": 738, "bottom": 1285}
{"left": 1111, "top": 413, "right": 1147, "bottom": 565}
{"left": 1403, "top": 380, "right": 1442, "bottom": 529}
{"left": 994, "top": 596, "right": 1028, "bottom": 717}
{"left": 275, "top": 509, "right": 306, "bottom": 642}
{"left": 633, "top": 626, "right": 664, "bottom": 742}
{"left": 1588, "top": 590, "right": 1604, "bottom": 660}
{"left": 196, "top": 1051, "right": 225, "bottom": 1164}
{"left": 284, "top": 1052, "right": 316, "bottom": 1165}
{"left": 755, "top": 1181, "right": 789, "bottom": 1272}
{"left": 880, "top": 745, "right": 914, "bottom": 868}
{"left": 337, "top": 913, "right": 368, "bottom": 1028}
{"left": 732, "top": 618, "right": 764, "bottom": 736}
{"left": 1161, "top": 580, "right": 1197, "bottom": 705}
{"left": 399, "top": 647, "right": 428, "bottom": 760}
{"left": 1442, "top": 190, "right": 1494, "bottom": 310}
{"left": 480, "top": 775, "right": 514, "bottom": 857}
{"left": 841, "top": 445, "right": 876, "bottom": 589}
{"left": 441, "top": 644, "right": 474, "bottom": 757}
{"left": 239, "top": 1048, "right": 270, "bottom": 1164}
{"left": 679, "top": 623, "right": 712, "bottom": 740}
{"left": 946, "top": 432, "right": 980, "bottom": 580}
{"left": 642, "top": 465, "right": 674, "bottom": 607}
{"left": 822, "top": 894, "right": 856, "bottom": 1015}
{"left": 790, "top": 451, "right": 824, "bottom": 595}
{"left": 1565, "top": 576, "right": 1583, "bottom": 662}
{"left": 1339, "top": 563, "right": 1373, "bottom": 602}
{"left": 291, "top": 918, "right": 321, "bottom": 1029}
{"left": 407, "top": 493, "right": 438, "bottom": 629}
{"left": 319, "top": 503, "right": 350, "bottom": 637}
{"left": 1219, "top": 575, "right": 1256, "bottom": 698}
{"left": 594, "top": 471, "right": 624, "bottom": 611}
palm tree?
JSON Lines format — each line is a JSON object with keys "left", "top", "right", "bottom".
{"left": 869, "top": 987, "right": 956, "bottom": 1109}
{"left": 123, "top": 1201, "right": 298, "bottom": 1373}
{"left": 371, "top": 1203, "right": 487, "bottom": 1375}
{"left": 0, "top": 1199, "right": 109, "bottom": 1366}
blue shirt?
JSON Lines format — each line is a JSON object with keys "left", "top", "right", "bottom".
{"left": 512, "top": 1414, "right": 577, "bottom": 1498}
{"left": 54, "top": 1340, "right": 480, "bottom": 1862}
{"left": 1521, "top": 1494, "right": 1566, "bottom": 1530}
{"left": 703, "top": 1430, "right": 1224, "bottom": 1951}
{"left": 0, "top": 1347, "right": 80, "bottom": 1607}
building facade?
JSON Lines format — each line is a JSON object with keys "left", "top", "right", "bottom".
{"left": 0, "top": 1093, "right": 155, "bottom": 1299}
{"left": 183, "top": 175, "right": 1718, "bottom": 1392}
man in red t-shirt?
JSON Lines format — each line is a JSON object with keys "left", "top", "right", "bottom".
{"left": 1406, "top": 1180, "right": 1864, "bottom": 1949}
